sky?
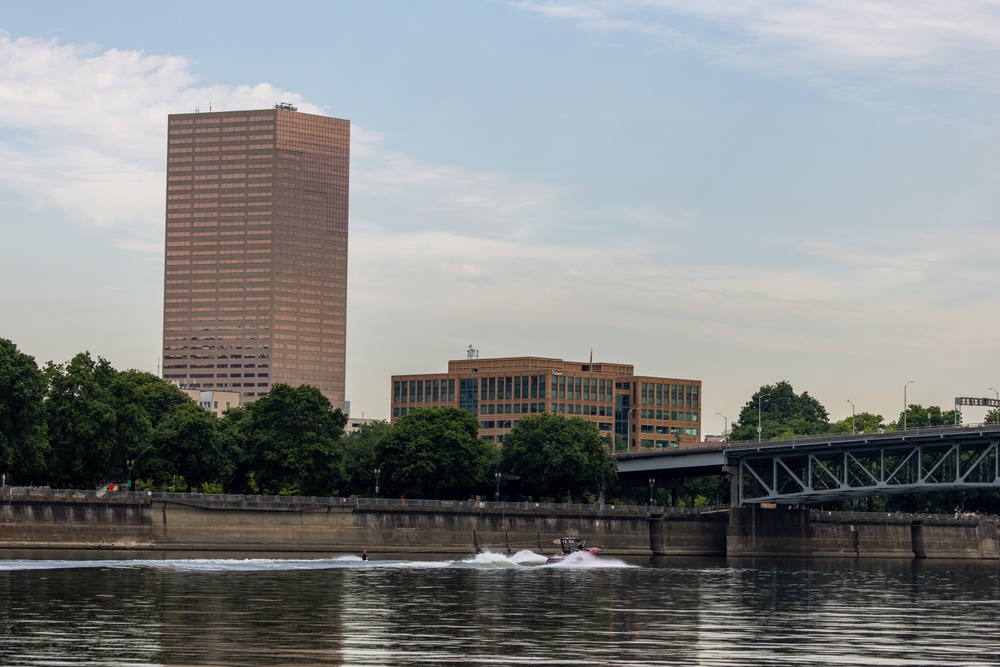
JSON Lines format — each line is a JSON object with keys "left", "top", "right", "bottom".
{"left": 1, "top": 1, "right": 999, "bottom": 430}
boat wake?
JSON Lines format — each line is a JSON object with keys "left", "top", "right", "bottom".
{"left": 0, "top": 550, "right": 635, "bottom": 572}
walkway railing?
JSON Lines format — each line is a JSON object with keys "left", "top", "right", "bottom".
{"left": 0, "top": 486, "right": 724, "bottom": 515}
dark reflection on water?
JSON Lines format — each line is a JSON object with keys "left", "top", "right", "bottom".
{"left": 1, "top": 552, "right": 999, "bottom": 666}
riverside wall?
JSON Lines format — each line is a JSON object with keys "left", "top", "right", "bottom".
{"left": 2, "top": 491, "right": 999, "bottom": 559}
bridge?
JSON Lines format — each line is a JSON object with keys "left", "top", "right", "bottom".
{"left": 615, "top": 423, "right": 1000, "bottom": 506}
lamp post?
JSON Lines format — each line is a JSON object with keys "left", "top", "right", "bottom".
{"left": 126, "top": 458, "right": 135, "bottom": 490}
{"left": 648, "top": 478, "right": 655, "bottom": 507}
{"left": 847, "top": 400, "right": 855, "bottom": 435}
{"left": 716, "top": 413, "right": 728, "bottom": 441}
{"left": 625, "top": 407, "right": 637, "bottom": 451}
{"left": 498, "top": 420, "right": 511, "bottom": 444}
{"left": 757, "top": 394, "right": 770, "bottom": 442}
{"left": 991, "top": 389, "right": 999, "bottom": 425}
{"left": 903, "top": 381, "right": 914, "bottom": 431}
{"left": 374, "top": 468, "right": 381, "bottom": 498}
{"left": 494, "top": 472, "right": 502, "bottom": 502}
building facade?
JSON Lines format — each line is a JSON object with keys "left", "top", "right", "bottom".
{"left": 161, "top": 105, "right": 350, "bottom": 408}
{"left": 390, "top": 356, "right": 702, "bottom": 450}
{"left": 180, "top": 388, "right": 241, "bottom": 418}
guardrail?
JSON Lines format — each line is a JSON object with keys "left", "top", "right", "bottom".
{"left": 615, "top": 419, "right": 1000, "bottom": 459}
{"left": 0, "top": 486, "right": 725, "bottom": 515}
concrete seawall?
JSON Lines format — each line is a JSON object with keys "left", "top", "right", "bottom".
{"left": 2, "top": 493, "right": 998, "bottom": 559}
{"left": 728, "top": 507, "right": 1000, "bottom": 559}
{"left": 0, "top": 494, "right": 660, "bottom": 555}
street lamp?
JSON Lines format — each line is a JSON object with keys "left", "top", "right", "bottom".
{"left": 494, "top": 472, "right": 502, "bottom": 502}
{"left": 648, "top": 478, "right": 655, "bottom": 507}
{"left": 126, "top": 459, "right": 135, "bottom": 490}
{"left": 991, "top": 389, "right": 999, "bottom": 425}
{"left": 847, "top": 400, "right": 855, "bottom": 435}
{"left": 716, "top": 413, "right": 728, "bottom": 441}
{"left": 374, "top": 468, "right": 381, "bottom": 498}
{"left": 624, "top": 407, "right": 637, "bottom": 451}
{"left": 903, "top": 381, "right": 914, "bottom": 431}
{"left": 757, "top": 394, "right": 770, "bottom": 442}
{"left": 498, "top": 420, "right": 511, "bottom": 444}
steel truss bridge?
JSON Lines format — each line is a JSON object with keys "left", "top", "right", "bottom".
{"left": 615, "top": 424, "right": 1000, "bottom": 506}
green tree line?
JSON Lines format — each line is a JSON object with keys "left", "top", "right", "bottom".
{"left": 0, "top": 338, "right": 616, "bottom": 501}
{"left": 727, "top": 380, "right": 968, "bottom": 443}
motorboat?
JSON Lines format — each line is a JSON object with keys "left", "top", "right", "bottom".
{"left": 545, "top": 537, "right": 601, "bottom": 563}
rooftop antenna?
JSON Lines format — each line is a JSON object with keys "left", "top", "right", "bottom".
{"left": 467, "top": 344, "right": 479, "bottom": 360}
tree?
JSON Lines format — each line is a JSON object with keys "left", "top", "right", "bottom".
{"left": 243, "top": 384, "right": 347, "bottom": 496}
{"left": 891, "top": 404, "right": 960, "bottom": 430}
{"left": 500, "top": 413, "right": 618, "bottom": 502}
{"left": 375, "top": 407, "right": 494, "bottom": 499}
{"left": 729, "top": 381, "right": 829, "bottom": 442}
{"left": 0, "top": 338, "right": 48, "bottom": 482}
{"left": 218, "top": 405, "right": 253, "bottom": 493}
{"left": 829, "top": 411, "right": 885, "bottom": 434}
{"left": 118, "top": 370, "right": 192, "bottom": 426}
{"left": 45, "top": 352, "right": 150, "bottom": 488}
{"left": 142, "top": 400, "right": 229, "bottom": 491}
{"left": 986, "top": 409, "right": 1000, "bottom": 425}
{"left": 340, "top": 420, "right": 391, "bottom": 497}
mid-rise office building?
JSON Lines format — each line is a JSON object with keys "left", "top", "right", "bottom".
{"left": 390, "top": 356, "right": 702, "bottom": 450}
{"left": 180, "top": 388, "right": 241, "bottom": 418}
{"left": 161, "top": 104, "right": 349, "bottom": 407}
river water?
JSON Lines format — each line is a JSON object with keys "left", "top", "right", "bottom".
{"left": 1, "top": 550, "right": 999, "bottom": 666}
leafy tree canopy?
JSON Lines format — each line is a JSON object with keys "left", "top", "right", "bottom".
{"left": 341, "top": 420, "right": 390, "bottom": 497}
{"left": 142, "top": 400, "right": 229, "bottom": 492}
{"left": 730, "top": 381, "right": 829, "bottom": 442}
{"left": 0, "top": 338, "right": 48, "bottom": 481}
{"left": 500, "top": 412, "right": 617, "bottom": 502}
{"left": 218, "top": 405, "right": 253, "bottom": 493}
{"left": 44, "top": 352, "right": 150, "bottom": 488}
{"left": 375, "top": 407, "right": 494, "bottom": 499}
{"left": 243, "top": 383, "right": 347, "bottom": 496}
{"left": 118, "top": 370, "right": 192, "bottom": 427}
{"left": 890, "top": 404, "right": 960, "bottom": 430}
{"left": 829, "top": 411, "right": 885, "bottom": 434}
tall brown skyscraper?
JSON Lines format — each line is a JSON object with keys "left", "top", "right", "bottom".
{"left": 161, "top": 105, "right": 349, "bottom": 408}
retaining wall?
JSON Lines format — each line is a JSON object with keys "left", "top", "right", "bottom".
{"left": 3, "top": 492, "right": 999, "bottom": 559}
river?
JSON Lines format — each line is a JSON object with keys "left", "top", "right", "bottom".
{"left": 1, "top": 550, "right": 998, "bottom": 666}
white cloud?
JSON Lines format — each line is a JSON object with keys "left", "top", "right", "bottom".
{"left": 351, "top": 131, "right": 562, "bottom": 241}
{"left": 0, "top": 33, "right": 322, "bottom": 241}
{"left": 513, "top": 1, "right": 1000, "bottom": 87}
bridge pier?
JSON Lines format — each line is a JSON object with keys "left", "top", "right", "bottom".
{"left": 727, "top": 506, "right": 812, "bottom": 557}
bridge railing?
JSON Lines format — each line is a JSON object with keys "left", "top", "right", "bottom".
{"left": 615, "top": 419, "right": 1000, "bottom": 459}
{"left": 726, "top": 420, "right": 998, "bottom": 450}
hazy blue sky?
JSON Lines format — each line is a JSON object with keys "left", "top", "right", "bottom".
{"left": 2, "top": 1, "right": 999, "bottom": 429}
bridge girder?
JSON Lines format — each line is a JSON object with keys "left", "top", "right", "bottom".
{"left": 614, "top": 424, "right": 1000, "bottom": 505}
{"left": 733, "top": 435, "right": 1000, "bottom": 505}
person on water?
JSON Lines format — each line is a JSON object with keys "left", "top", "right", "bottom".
{"left": 361, "top": 550, "right": 368, "bottom": 561}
